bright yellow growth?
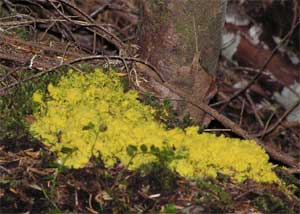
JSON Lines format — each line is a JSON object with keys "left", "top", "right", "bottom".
{"left": 30, "top": 69, "right": 278, "bottom": 183}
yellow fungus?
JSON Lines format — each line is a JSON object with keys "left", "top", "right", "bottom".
{"left": 30, "top": 69, "right": 279, "bottom": 183}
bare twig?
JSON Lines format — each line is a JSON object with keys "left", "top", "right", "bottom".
{"left": 53, "top": 0, "right": 125, "bottom": 52}
{"left": 253, "top": 100, "right": 300, "bottom": 138}
{"left": 245, "top": 93, "right": 264, "bottom": 128}
{"left": 261, "top": 111, "right": 276, "bottom": 139}
{"left": 239, "top": 99, "right": 245, "bottom": 126}
{"left": 0, "top": 18, "right": 66, "bottom": 27}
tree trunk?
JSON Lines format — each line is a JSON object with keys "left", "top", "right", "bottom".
{"left": 136, "top": 0, "right": 226, "bottom": 123}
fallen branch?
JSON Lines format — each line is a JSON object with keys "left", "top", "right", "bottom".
{"left": 162, "top": 82, "right": 299, "bottom": 169}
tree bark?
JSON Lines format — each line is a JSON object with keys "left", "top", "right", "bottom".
{"left": 136, "top": 0, "right": 226, "bottom": 123}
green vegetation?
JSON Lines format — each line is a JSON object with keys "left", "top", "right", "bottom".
{"left": 0, "top": 69, "right": 65, "bottom": 141}
{"left": 196, "top": 178, "right": 234, "bottom": 212}
{"left": 253, "top": 193, "right": 292, "bottom": 213}
{"left": 15, "top": 27, "right": 30, "bottom": 40}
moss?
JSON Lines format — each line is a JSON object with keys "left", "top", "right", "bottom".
{"left": 162, "top": 203, "right": 177, "bottom": 213}
{"left": 253, "top": 193, "right": 293, "bottom": 213}
{"left": 148, "top": 0, "right": 169, "bottom": 26}
{"left": 0, "top": 69, "right": 65, "bottom": 141}
{"left": 30, "top": 69, "right": 279, "bottom": 183}
{"left": 15, "top": 27, "right": 30, "bottom": 40}
{"left": 137, "top": 162, "right": 177, "bottom": 193}
{"left": 275, "top": 167, "right": 300, "bottom": 198}
{"left": 141, "top": 92, "right": 194, "bottom": 129}
{"left": 196, "top": 179, "right": 234, "bottom": 212}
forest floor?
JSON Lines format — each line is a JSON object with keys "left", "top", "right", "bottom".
{"left": 0, "top": 0, "right": 299, "bottom": 213}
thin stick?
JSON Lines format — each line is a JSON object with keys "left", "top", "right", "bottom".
{"left": 246, "top": 93, "right": 264, "bottom": 128}
{"left": 239, "top": 99, "right": 245, "bottom": 126}
{"left": 253, "top": 100, "right": 300, "bottom": 138}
